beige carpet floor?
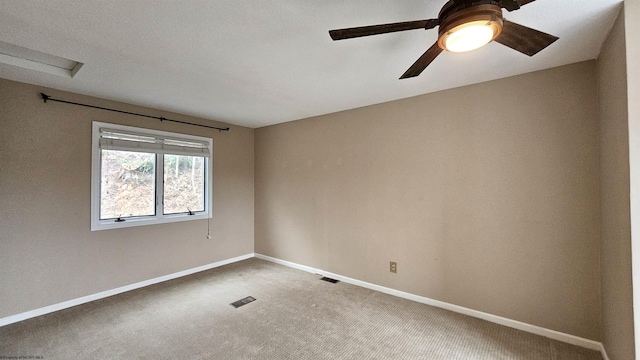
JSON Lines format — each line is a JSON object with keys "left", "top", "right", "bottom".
{"left": 1, "top": 258, "right": 602, "bottom": 359}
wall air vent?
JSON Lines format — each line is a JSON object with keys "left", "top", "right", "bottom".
{"left": 0, "top": 41, "right": 83, "bottom": 78}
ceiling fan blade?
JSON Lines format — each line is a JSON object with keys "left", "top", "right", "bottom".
{"left": 329, "top": 19, "right": 439, "bottom": 41}
{"left": 501, "top": 0, "right": 535, "bottom": 12}
{"left": 400, "top": 42, "right": 443, "bottom": 79}
{"left": 494, "top": 20, "right": 558, "bottom": 56}
{"left": 501, "top": 0, "right": 520, "bottom": 11}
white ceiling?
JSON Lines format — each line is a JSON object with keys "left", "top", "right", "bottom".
{"left": 0, "top": 0, "right": 623, "bottom": 128}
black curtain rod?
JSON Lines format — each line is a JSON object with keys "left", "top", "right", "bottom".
{"left": 40, "top": 93, "right": 230, "bottom": 132}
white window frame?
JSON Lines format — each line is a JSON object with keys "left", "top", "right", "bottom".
{"left": 91, "top": 121, "right": 212, "bottom": 231}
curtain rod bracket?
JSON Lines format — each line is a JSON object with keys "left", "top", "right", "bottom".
{"left": 39, "top": 92, "right": 230, "bottom": 132}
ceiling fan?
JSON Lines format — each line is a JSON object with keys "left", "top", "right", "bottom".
{"left": 328, "top": 0, "right": 559, "bottom": 79}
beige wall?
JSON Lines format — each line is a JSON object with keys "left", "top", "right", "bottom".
{"left": 0, "top": 79, "right": 254, "bottom": 318}
{"left": 597, "top": 7, "right": 635, "bottom": 360}
{"left": 625, "top": 1, "right": 640, "bottom": 358}
{"left": 255, "top": 61, "right": 601, "bottom": 340}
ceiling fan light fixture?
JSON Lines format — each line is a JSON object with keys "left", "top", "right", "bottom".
{"left": 441, "top": 20, "right": 501, "bottom": 52}
{"left": 328, "top": 0, "right": 559, "bottom": 79}
{"left": 437, "top": 4, "right": 503, "bottom": 53}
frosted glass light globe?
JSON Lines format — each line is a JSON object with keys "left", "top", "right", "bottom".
{"left": 445, "top": 22, "right": 496, "bottom": 52}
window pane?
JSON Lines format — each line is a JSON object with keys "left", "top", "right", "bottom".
{"left": 100, "top": 150, "right": 155, "bottom": 219}
{"left": 163, "top": 154, "right": 205, "bottom": 214}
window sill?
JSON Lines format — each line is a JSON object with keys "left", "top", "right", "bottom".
{"left": 91, "top": 212, "right": 210, "bottom": 231}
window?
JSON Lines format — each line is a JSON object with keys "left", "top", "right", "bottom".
{"left": 91, "top": 121, "right": 212, "bottom": 231}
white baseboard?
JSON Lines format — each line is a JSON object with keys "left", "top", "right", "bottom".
{"left": 254, "top": 253, "right": 320, "bottom": 274}
{"left": 600, "top": 344, "right": 610, "bottom": 360}
{"left": 255, "top": 253, "right": 604, "bottom": 354}
{"left": 0, "top": 253, "right": 254, "bottom": 327}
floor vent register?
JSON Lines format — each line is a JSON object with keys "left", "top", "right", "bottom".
{"left": 230, "top": 296, "right": 256, "bottom": 308}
